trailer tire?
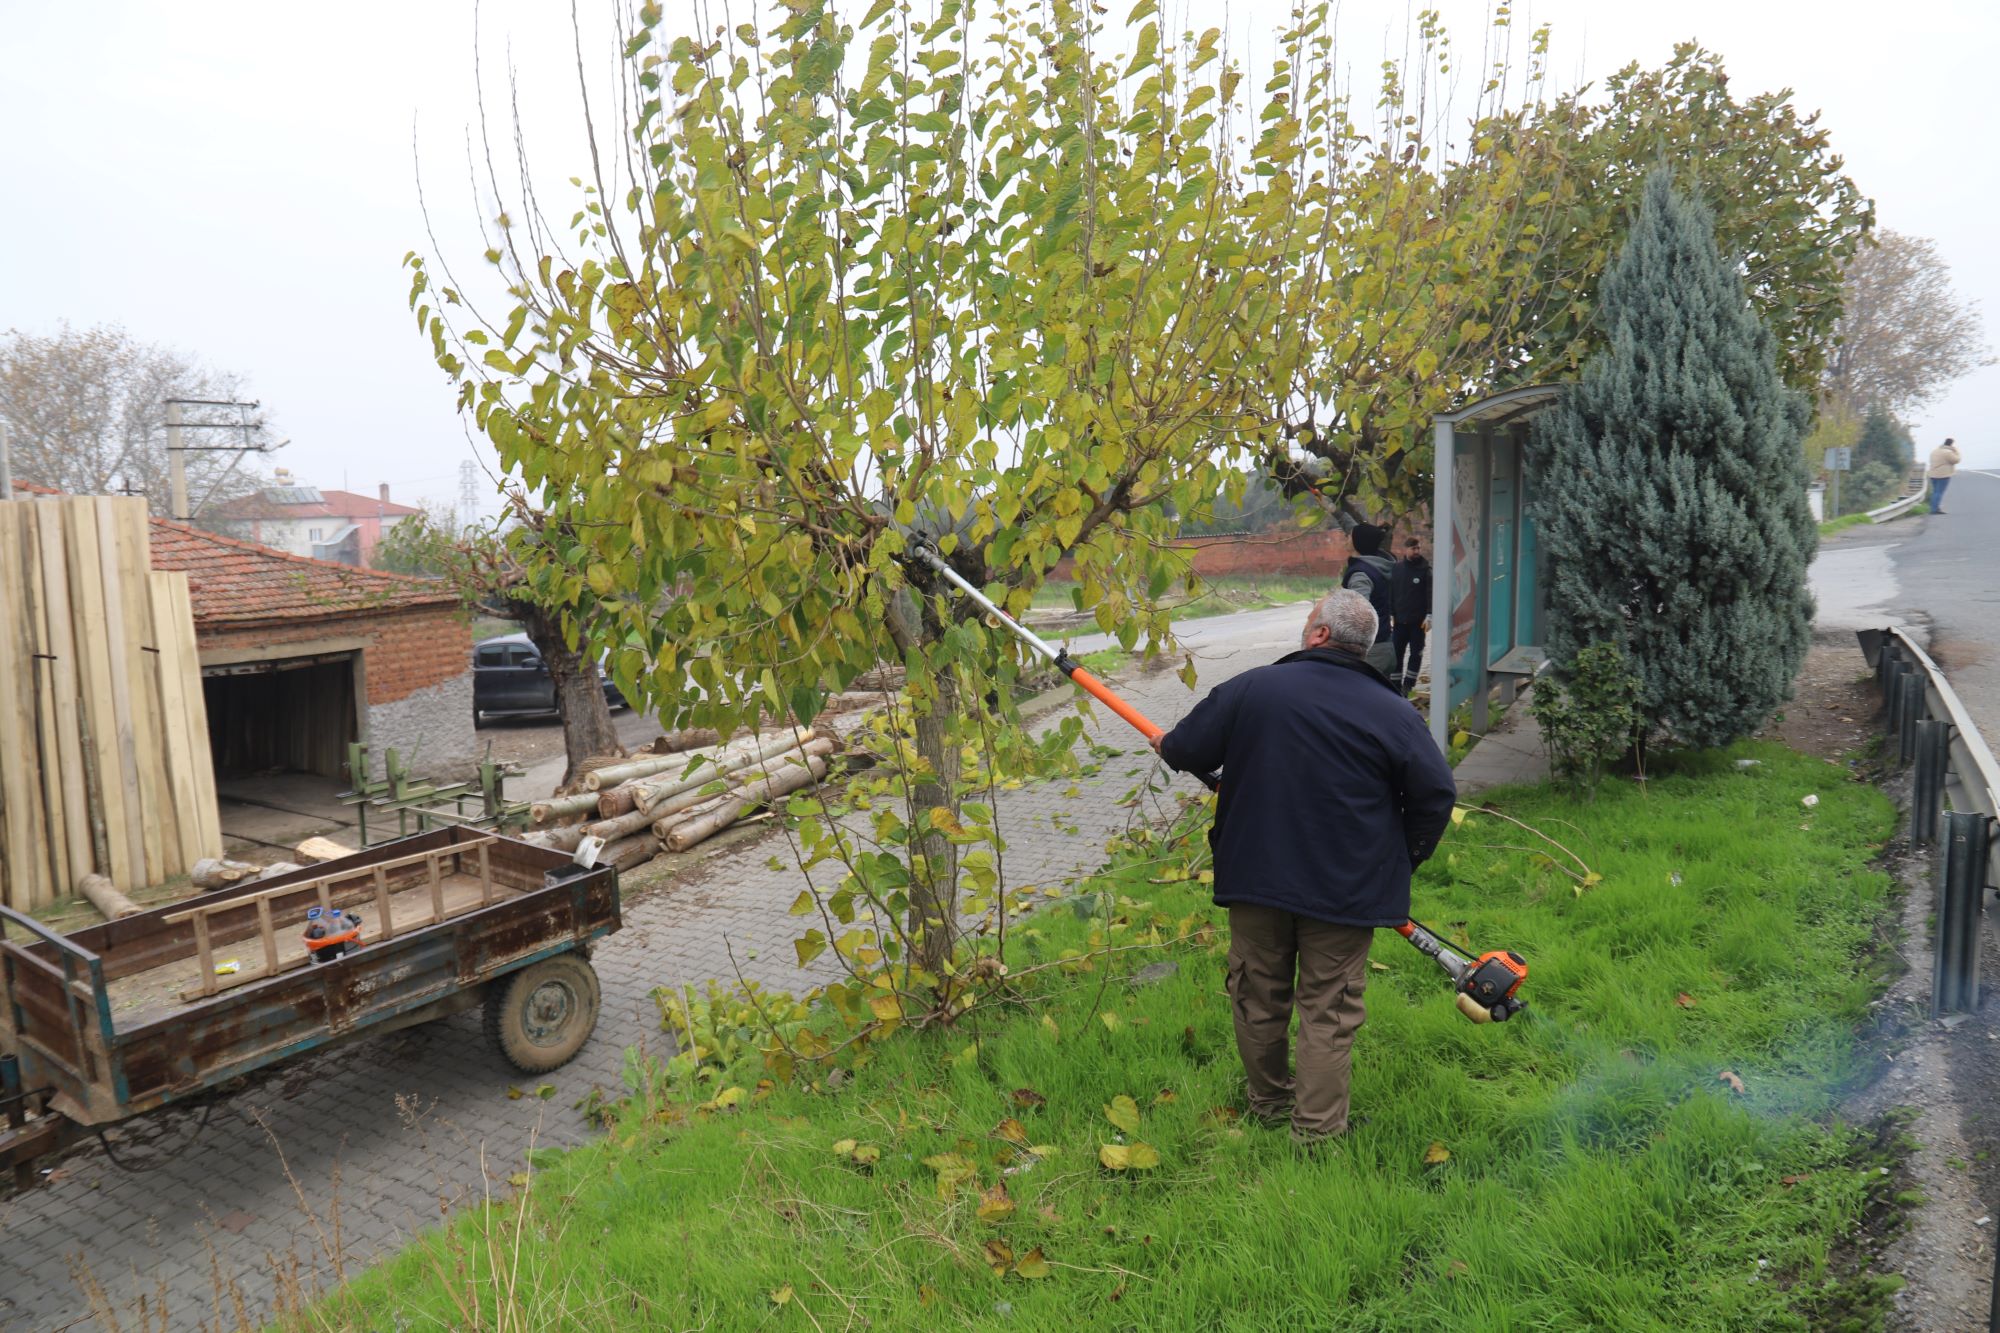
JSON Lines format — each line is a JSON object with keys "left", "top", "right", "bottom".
{"left": 486, "top": 955, "right": 602, "bottom": 1073}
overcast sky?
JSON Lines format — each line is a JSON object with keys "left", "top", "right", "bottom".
{"left": 4, "top": 0, "right": 1994, "bottom": 520}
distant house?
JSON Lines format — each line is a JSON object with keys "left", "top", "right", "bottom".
{"left": 210, "top": 468, "right": 421, "bottom": 567}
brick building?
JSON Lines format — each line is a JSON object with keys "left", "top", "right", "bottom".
{"left": 147, "top": 519, "right": 477, "bottom": 781}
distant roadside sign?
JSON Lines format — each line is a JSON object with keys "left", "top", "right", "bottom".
{"left": 1825, "top": 447, "right": 1852, "bottom": 471}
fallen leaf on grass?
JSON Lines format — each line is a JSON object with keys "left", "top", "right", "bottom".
{"left": 1099, "top": 1011, "right": 1123, "bottom": 1032}
{"left": 507, "top": 1172, "right": 530, "bottom": 1188}
{"left": 1105, "top": 1095, "right": 1141, "bottom": 1134}
{"left": 1014, "top": 1246, "right": 1053, "bottom": 1279}
{"left": 1446, "top": 1259, "right": 1469, "bottom": 1278}
{"left": 1719, "top": 1070, "right": 1747, "bottom": 1095}
{"left": 1675, "top": 992, "right": 1697, "bottom": 1008}
{"left": 1423, "top": 1142, "right": 1451, "bottom": 1166}
{"left": 1369, "top": 960, "right": 1390, "bottom": 973}
{"left": 1011, "top": 1088, "right": 1047, "bottom": 1110}
{"left": 770, "top": 1284, "right": 794, "bottom": 1306}
{"left": 832, "top": 1138, "right": 858, "bottom": 1157}
{"left": 1202, "top": 1106, "right": 1240, "bottom": 1126}
{"left": 917, "top": 1283, "right": 939, "bottom": 1307}
{"left": 993, "top": 1117, "right": 1030, "bottom": 1146}
{"left": 1153, "top": 1088, "right": 1178, "bottom": 1106}
{"left": 852, "top": 1144, "right": 881, "bottom": 1167}
{"left": 1038, "top": 1204, "right": 1063, "bottom": 1224}
{"left": 984, "top": 1239, "right": 1015, "bottom": 1276}
{"left": 1100, "top": 1142, "right": 1161, "bottom": 1170}
{"left": 978, "top": 1182, "right": 1017, "bottom": 1224}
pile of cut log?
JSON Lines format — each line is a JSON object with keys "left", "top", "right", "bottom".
{"left": 519, "top": 730, "right": 839, "bottom": 871}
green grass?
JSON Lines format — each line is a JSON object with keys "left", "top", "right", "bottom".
{"left": 1818, "top": 513, "right": 1872, "bottom": 537}
{"left": 1032, "top": 575, "right": 1329, "bottom": 623}
{"left": 308, "top": 740, "right": 1901, "bottom": 1331}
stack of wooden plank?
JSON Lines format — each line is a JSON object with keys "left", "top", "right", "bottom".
{"left": 0, "top": 496, "right": 222, "bottom": 910}
{"left": 520, "top": 730, "right": 837, "bottom": 870}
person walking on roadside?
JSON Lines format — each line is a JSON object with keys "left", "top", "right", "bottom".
{"left": 1341, "top": 523, "right": 1398, "bottom": 676}
{"left": 1149, "top": 590, "right": 1457, "bottom": 1148}
{"left": 1928, "top": 438, "right": 1963, "bottom": 514}
{"left": 1389, "top": 536, "right": 1431, "bottom": 696}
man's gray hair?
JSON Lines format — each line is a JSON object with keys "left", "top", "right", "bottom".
{"left": 1307, "top": 589, "right": 1378, "bottom": 653}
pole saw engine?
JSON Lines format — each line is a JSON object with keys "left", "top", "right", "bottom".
{"left": 901, "top": 537, "right": 1531, "bottom": 1025}
{"left": 1395, "top": 921, "right": 1528, "bottom": 1022}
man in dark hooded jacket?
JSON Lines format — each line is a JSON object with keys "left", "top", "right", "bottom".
{"left": 1150, "top": 589, "right": 1457, "bottom": 1145}
{"left": 1389, "top": 535, "right": 1431, "bottom": 695}
{"left": 1340, "top": 523, "right": 1397, "bottom": 676}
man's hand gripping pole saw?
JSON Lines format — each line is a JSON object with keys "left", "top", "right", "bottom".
{"left": 904, "top": 539, "right": 1528, "bottom": 1024}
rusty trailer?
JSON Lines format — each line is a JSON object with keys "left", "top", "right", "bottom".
{"left": 1, "top": 827, "right": 620, "bottom": 1187}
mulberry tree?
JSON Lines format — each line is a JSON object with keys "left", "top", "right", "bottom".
{"left": 1527, "top": 170, "right": 1816, "bottom": 750}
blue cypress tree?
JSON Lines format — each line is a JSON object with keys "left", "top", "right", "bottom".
{"left": 1527, "top": 170, "right": 1816, "bottom": 750}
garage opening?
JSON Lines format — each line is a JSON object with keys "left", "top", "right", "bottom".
{"left": 202, "top": 652, "right": 359, "bottom": 780}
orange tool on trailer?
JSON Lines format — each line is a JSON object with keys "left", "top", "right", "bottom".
{"left": 906, "top": 539, "right": 1529, "bottom": 1023}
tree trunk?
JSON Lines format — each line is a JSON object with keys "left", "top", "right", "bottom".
{"left": 907, "top": 674, "right": 962, "bottom": 979}
{"left": 514, "top": 601, "right": 623, "bottom": 790}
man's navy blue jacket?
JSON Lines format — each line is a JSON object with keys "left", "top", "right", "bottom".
{"left": 1157, "top": 647, "right": 1457, "bottom": 928}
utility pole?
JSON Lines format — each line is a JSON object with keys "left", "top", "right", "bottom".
{"left": 0, "top": 419, "right": 13, "bottom": 498}
{"left": 164, "top": 397, "right": 272, "bottom": 523}
{"left": 459, "top": 459, "right": 480, "bottom": 532}
{"left": 167, "top": 400, "right": 187, "bottom": 520}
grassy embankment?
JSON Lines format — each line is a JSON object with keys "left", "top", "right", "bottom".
{"left": 1033, "top": 575, "right": 1329, "bottom": 623}
{"left": 1818, "top": 513, "right": 1873, "bottom": 537}
{"left": 306, "top": 741, "right": 1903, "bottom": 1331}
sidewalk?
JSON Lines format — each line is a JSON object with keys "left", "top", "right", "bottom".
{"left": 1453, "top": 703, "right": 1551, "bottom": 795}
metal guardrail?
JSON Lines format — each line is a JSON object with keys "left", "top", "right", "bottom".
{"left": 1866, "top": 488, "right": 1927, "bottom": 523}
{"left": 1859, "top": 627, "right": 2000, "bottom": 1014}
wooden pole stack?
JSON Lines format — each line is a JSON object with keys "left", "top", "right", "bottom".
{"left": 519, "top": 730, "right": 838, "bottom": 867}
{"left": 0, "top": 495, "right": 222, "bottom": 911}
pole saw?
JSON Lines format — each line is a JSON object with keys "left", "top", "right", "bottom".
{"left": 905, "top": 539, "right": 1528, "bottom": 1024}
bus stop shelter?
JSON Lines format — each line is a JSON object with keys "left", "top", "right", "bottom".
{"left": 1427, "top": 385, "right": 1565, "bottom": 754}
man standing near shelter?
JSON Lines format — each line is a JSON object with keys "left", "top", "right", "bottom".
{"left": 1340, "top": 523, "right": 1398, "bottom": 676}
{"left": 1389, "top": 535, "right": 1431, "bottom": 696}
{"left": 1928, "top": 437, "right": 1962, "bottom": 514}
{"left": 1150, "top": 590, "right": 1457, "bottom": 1147}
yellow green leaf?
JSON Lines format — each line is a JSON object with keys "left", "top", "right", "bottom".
{"left": 993, "top": 1117, "right": 1030, "bottom": 1146}
{"left": 1014, "top": 1246, "right": 1053, "bottom": 1278}
{"left": 1424, "top": 1141, "right": 1451, "bottom": 1165}
{"left": 832, "top": 1138, "right": 857, "bottom": 1157}
{"left": 770, "top": 1283, "right": 794, "bottom": 1306}
{"left": 1099, "top": 1143, "right": 1130, "bottom": 1170}
{"left": 1105, "top": 1095, "right": 1141, "bottom": 1134}
{"left": 976, "top": 1181, "right": 1016, "bottom": 1223}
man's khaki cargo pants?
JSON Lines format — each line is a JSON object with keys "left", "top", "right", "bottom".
{"left": 1224, "top": 904, "right": 1373, "bottom": 1142}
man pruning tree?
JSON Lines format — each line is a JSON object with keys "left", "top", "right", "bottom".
{"left": 1149, "top": 590, "right": 1458, "bottom": 1147}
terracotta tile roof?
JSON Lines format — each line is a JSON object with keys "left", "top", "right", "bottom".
{"left": 9, "top": 479, "right": 61, "bottom": 496}
{"left": 146, "top": 518, "right": 459, "bottom": 626}
{"left": 212, "top": 488, "right": 424, "bottom": 521}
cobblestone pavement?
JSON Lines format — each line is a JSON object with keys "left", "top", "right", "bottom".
{"left": 1, "top": 608, "right": 1307, "bottom": 1333}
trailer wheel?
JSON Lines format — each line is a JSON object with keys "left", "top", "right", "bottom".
{"left": 486, "top": 955, "right": 602, "bottom": 1073}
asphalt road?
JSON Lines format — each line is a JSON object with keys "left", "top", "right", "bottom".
{"left": 1890, "top": 470, "right": 2000, "bottom": 745}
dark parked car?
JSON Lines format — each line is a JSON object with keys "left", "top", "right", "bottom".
{"left": 473, "top": 633, "right": 627, "bottom": 726}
